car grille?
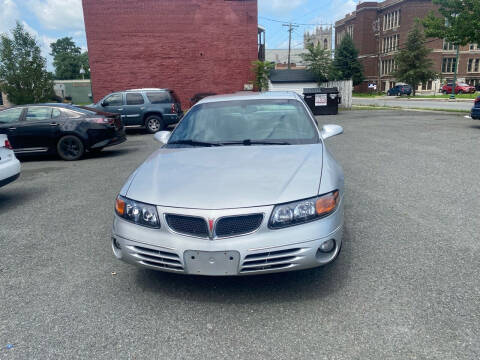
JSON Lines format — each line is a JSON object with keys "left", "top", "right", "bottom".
{"left": 165, "top": 214, "right": 209, "bottom": 238}
{"left": 240, "top": 248, "right": 302, "bottom": 273}
{"left": 128, "top": 245, "right": 183, "bottom": 271}
{"left": 215, "top": 214, "right": 263, "bottom": 237}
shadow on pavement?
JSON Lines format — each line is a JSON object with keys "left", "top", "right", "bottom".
{"left": 134, "top": 227, "right": 352, "bottom": 304}
{"left": 0, "top": 186, "right": 45, "bottom": 211}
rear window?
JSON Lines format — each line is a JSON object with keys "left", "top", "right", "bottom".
{"left": 146, "top": 92, "right": 171, "bottom": 104}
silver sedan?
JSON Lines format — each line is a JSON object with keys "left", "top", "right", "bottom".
{"left": 112, "top": 92, "right": 344, "bottom": 276}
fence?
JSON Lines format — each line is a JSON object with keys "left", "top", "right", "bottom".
{"left": 319, "top": 80, "right": 352, "bottom": 109}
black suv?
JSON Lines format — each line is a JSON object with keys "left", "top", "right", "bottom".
{"left": 92, "top": 89, "right": 183, "bottom": 133}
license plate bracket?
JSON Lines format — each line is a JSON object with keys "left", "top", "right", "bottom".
{"left": 184, "top": 250, "right": 240, "bottom": 276}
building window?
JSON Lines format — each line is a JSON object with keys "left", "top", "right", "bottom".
{"left": 443, "top": 40, "right": 457, "bottom": 51}
{"left": 470, "top": 44, "right": 478, "bottom": 51}
{"left": 347, "top": 25, "right": 354, "bottom": 39}
{"left": 324, "top": 38, "right": 328, "bottom": 49}
{"left": 421, "top": 81, "right": 433, "bottom": 90}
{"left": 442, "top": 57, "right": 457, "bottom": 73}
{"left": 381, "top": 59, "right": 396, "bottom": 75}
{"left": 469, "top": 58, "right": 480, "bottom": 72}
{"left": 383, "top": 10, "right": 400, "bottom": 31}
{"left": 382, "top": 34, "right": 399, "bottom": 53}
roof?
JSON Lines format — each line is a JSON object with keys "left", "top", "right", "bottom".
{"left": 196, "top": 91, "right": 301, "bottom": 105}
{"left": 269, "top": 69, "right": 317, "bottom": 83}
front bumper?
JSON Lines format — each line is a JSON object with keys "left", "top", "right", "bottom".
{"left": 111, "top": 197, "right": 344, "bottom": 276}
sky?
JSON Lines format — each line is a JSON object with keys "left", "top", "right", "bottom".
{"left": 0, "top": 0, "right": 366, "bottom": 70}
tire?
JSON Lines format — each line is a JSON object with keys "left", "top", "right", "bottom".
{"left": 57, "top": 135, "right": 85, "bottom": 161}
{"left": 442, "top": 90, "right": 447, "bottom": 95}
{"left": 458, "top": 90, "right": 463, "bottom": 94}
{"left": 145, "top": 115, "right": 165, "bottom": 134}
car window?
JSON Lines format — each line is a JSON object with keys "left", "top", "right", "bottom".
{"left": 0, "top": 107, "right": 24, "bottom": 123}
{"left": 169, "top": 99, "right": 318, "bottom": 145}
{"left": 103, "top": 93, "right": 123, "bottom": 106}
{"left": 26, "top": 107, "right": 52, "bottom": 121}
{"left": 126, "top": 93, "right": 144, "bottom": 105}
{"left": 146, "top": 92, "right": 170, "bottom": 104}
{"left": 52, "top": 108, "right": 62, "bottom": 118}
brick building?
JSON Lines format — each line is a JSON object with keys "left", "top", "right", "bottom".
{"left": 335, "top": 0, "right": 480, "bottom": 93}
{"left": 82, "top": 0, "right": 259, "bottom": 105}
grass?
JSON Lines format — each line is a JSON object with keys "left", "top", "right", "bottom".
{"left": 350, "top": 105, "right": 469, "bottom": 113}
{"left": 352, "top": 92, "right": 383, "bottom": 98}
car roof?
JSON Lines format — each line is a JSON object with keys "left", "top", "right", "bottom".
{"left": 196, "top": 91, "right": 301, "bottom": 105}
{"left": 125, "top": 88, "right": 169, "bottom": 92}
{"left": 8, "top": 103, "right": 83, "bottom": 109}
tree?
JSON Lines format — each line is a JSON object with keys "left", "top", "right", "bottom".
{"left": 300, "top": 43, "right": 331, "bottom": 84}
{"left": 50, "top": 37, "right": 82, "bottom": 79}
{"left": 422, "top": 0, "right": 480, "bottom": 46}
{"left": 392, "top": 23, "right": 436, "bottom": 96}
{"left": 330, "top": 35, "right": 363, "bottom": 85}
{"left": 0, "top": 22, "right": 54, "bottom": 104}
{"left": 251, "top": 60, "right": 274, "bottom": 91}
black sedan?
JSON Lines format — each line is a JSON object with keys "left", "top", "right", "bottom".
{"left": 0, "top": 104, "right": 126, "bottom": 160}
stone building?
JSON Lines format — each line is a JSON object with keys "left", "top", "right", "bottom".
{"left": 335, "top": 0, "right": 480, "bottom": 93}
{"left": 82, "top": 0, "right": 259, "bottom": 104}
{"left": 304, "top": 26, "right": 333, "bottom": 50}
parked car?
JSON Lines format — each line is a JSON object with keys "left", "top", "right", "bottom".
{"left": 111, "top": 92, "right": 345, "bottom": 276}
{"left": 471, "top": 96, "right": 480, "bottom": 119}
{"left": 92, "top": 88, "right": 183, "bottom": 133}
{"left": 441, "top": 83, "right": 476, "bottom": 94}
{"left": 0, "top": 134, "right": 21, "bottom": 188}
{"left": 0, "top": 104, "right": 126, "bottom": 161}
{"left": 387, "top": 84, "right": 412, "bottom": 96}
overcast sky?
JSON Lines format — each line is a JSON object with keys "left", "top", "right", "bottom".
{"left": 0, "top": 0, "right": 365, "bottom": 70}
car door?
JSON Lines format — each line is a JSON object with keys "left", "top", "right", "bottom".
{"left": 99, "top": 93, "right": 126, "bottom": 122}
{"left": 124, "top": 92, "right": 145, "bottom": 125}
{"left": 14, "top": 107, "right": 59, "bottom": 153}
{"left": 0, "top": 107, "right": 26, "bottom": 149}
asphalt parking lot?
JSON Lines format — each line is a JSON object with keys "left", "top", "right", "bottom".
{"left": 1, "top": 110, "right": 479, "bottom": 359}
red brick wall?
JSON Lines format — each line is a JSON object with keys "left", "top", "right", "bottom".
{"left": 82, "top": 0, "right": 258, "bottom": 105}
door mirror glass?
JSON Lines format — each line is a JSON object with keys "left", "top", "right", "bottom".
{"left": 154, "top": 131, "right": 171, "bottom": 144}
{"left": 321, "top": 124, "right": 343, "bottom": 140}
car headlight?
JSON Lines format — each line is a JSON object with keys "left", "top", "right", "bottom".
{"left": 115, "top": 195, "right": 160, "bottom": 228}
{"left": 269, "top": 190, "right": 339, "bottom": 229}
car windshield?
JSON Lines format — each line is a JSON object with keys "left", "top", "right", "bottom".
{"left": 167, "top": 99, "right": 319, "bottom": 147}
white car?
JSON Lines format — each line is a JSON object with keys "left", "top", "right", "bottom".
{"left": 0, "top": 134, "right": 21, "bottom": 188}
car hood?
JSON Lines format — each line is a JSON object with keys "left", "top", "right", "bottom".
{"left": 126, "top": 144, "right": 323, "bottom": 209}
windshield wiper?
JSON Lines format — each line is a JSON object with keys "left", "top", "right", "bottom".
{"left": 219, "top": 139, "right": 291, "bottom": 146}
{"left": 168, "top": 139, "right": 221, "bottom": 147}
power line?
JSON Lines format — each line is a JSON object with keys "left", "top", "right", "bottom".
{"left": 259, "top": 16, "right": 332, "bottom": 27}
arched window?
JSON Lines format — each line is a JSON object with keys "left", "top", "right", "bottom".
{"left": 324, "top": 38, "right": 328, "bottom": 49}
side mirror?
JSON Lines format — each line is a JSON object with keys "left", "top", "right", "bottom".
{"left": 321, "top": 124, "right": 343, "bottom": 140}
{"left": 154, "top": 131, "right": 171, "bottom": 144}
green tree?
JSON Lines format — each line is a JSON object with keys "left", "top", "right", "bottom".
{"left": 50, "top": 37, "right": 82, "bottom": 79}
{"left": 392, "top": 23, "right": 436, "bottom": 96}
{"left": 422, "top": 0, "right": 480, "bottom": 45}
{"left": 252, "top": 60, "right": 274, "bottom": 91}
{"left": 300, "top": 43, "right": 331, "bottom": 84}
{"left": 330, "top": 35, "right": 363, "bottom": 86}
{"left": 0, "top": 22, "right": 54, "bottom": 104}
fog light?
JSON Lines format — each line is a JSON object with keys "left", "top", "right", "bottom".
{"left": 112, "top": 237, "right": 121, "bottom": 250}
{"left": 319, "top": 239, "right": 335, "bottom": 253}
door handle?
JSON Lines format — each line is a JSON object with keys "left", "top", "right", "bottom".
{"left": 117, "top": 108, "right": 124, "bottom": 111}
{"left": 8, "top": 127, "right": 16, "bottom": 131}
{"left": 50, "top": 122, "right": 59, "bottom": 126}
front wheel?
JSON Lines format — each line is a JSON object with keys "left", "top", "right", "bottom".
{"left": 442, "top": 90, "right": 447, "bottom": 95}
{"left": 145, "top": 115, "right": 165, "bottom": 134}
{"left": 458, "top": 90, "right": 463, "bottom": 94}
{"left": 57, "top": 135, "right": 85, "bottom": 161}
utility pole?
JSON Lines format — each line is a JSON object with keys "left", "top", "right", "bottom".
{"left": 282, "top": 23, "right": 299, "bottom": 70}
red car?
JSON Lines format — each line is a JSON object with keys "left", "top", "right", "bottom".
{"left": 441, "top": 83, "right": 476, "bottom": 94}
